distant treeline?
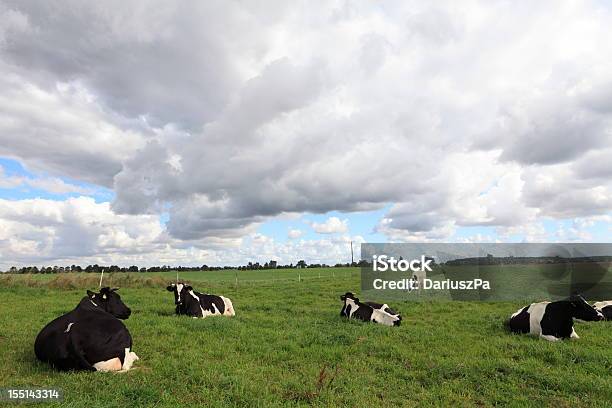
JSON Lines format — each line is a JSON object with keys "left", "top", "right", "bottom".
{"left": 3, "top": 260, "right": 371, "bottom": 274}
{"left": 444, "top": 255, "right": 612, "bottom": 266}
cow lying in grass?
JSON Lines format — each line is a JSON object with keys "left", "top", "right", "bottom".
{"left": 166, "top": 283, "right": 235, "bottom": 318}
{"left": 340, "top": 292, "right": 401, "bottom": 326}
{"left": 507, "top": 294, "right": 603, "bottom": 341}
{"left": 34, "top": 287, "right": 139, "bottom": 372}
{"left": 593, "top": 301, "right": 612, "bottom": 320}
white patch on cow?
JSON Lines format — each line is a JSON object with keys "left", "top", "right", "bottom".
{"left": 121, "top": 347, "right": 139, "bottom": 371}
{"left": 511, "top": 307, "right": 525, "bottom": 318}
{"left": 540, "top": 334, "right": 561, "bottom": 342}
{"left": 593, "top": 300, "right": 612, "bottom": 311}
{"left": 64, "top": 322, "right": 74, "bottom": 333}
{"left": 371, "top": 308, "right": 400, "bottom": 327}
{"left": 90, "top": 299, "right": 98, "bottom": 307}
{"left": 211, "top": 302, "right": 220, "bottom": 315}
{"left": 526, "top": 301, "right": 550, "bottom": 337}
{"left": 221, "top": 296, "right": 236, "bottom": 316}
{"left": 176, "top": 283, "right": 184, "bottom": 303}
{"left": 570, "top": 328, "right": 580, "bottom": 339}
{"left": 188, "top": 289, "right": 208, "bottom": 318}
{"left": 412, "top": 270, "right": 426, "bottom": 292}
{"left": 94, "top": 358, "right": 122, "bottom": 372}
{"left": 344, "top": 297, "right": 359, "bottom": 318}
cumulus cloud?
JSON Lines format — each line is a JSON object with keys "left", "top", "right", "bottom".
{"left": 0, "top": 196, "right": 362, "bottom": 269}
{"left": 0, "top": 197, "right": 164, "bottom": 266}
{"left": 310, "top": 217, "right": 349, "bottom": 234}
{"left": 0, "top": 0, "right": 611, "bottom": 261}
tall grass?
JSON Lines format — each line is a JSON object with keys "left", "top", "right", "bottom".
{"left": 0, "top": 273, "right": 169, "bottom": 289}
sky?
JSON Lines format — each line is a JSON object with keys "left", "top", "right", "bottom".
{"left": 0, "top": 0, "right": 611, "bottom": 269}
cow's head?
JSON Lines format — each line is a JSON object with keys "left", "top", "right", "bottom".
{"left": 340, "top": 292, "right": 358, "bottom": 303}
{"left": 569, "top": 294, "right": 604, "bottom": 321}
{"left": 166, "top": 282, "right": 187, "bottom": 306}
{"left": 86, "top": 287, "right": 131, "bottom": 319}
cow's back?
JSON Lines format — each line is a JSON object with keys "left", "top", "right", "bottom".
{"left": 34, "top": 312, "right": 74, "bottom": 365}
{"left": 594, "top": 301, "right": 612, "bottom": 320}
{"left": 199, "top": 293, "right": 226, "bottom": 315}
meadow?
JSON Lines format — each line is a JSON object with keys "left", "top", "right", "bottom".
{"left": 0, "top": 268, "right": 611, "bottom": 407}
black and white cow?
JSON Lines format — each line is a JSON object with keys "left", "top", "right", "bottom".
{"left": 593, "top": 301, "right": 612, "bottom": 320}
{"left": 340, "top": 292, "right": 401, "bottom": 327}
{"left": 34, "top": 287, "right": 139, "bottom": 372}
{"left": 166, "top": 283, "right": 235, "bottom": 318}
{"left": 507, "top": 294, "right": 604, "bottom": 341}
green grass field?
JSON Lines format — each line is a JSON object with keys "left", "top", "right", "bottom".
{"left": 1, "top": 268, "right": 611, "bottom": 407}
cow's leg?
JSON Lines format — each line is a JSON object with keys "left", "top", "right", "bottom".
{"left": 121, "top": 347, "right": 139, "bottom": 371}
{"left": 94, "top": 358, "right": 122, "bottom": 372}
{"left": 570, "top": 328, "right": 580, "bottom": 340}
{"left": 540, "top": 334, "right": 561, "bottom": 342}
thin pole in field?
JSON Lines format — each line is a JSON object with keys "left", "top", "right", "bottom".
{"left": 350, "top": 240, "right": 354, "bottom": 265}
{"left": 99, "top": 270, "right": 104, "bottom": 288}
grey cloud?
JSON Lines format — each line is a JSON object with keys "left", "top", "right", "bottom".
{"left": 497, "top": 104, "right": 609, "bottom": 165}
{"left": 0, "top": 1, "right": 245, "bottom": 130}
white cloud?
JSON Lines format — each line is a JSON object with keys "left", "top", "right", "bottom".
{"left": 0, "top": 196, "right": 365, "bottom": 269}
{"left": 310, "top": 217, "right": 349, "bottom": 234}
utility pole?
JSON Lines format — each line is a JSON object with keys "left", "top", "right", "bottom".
{"left": 350, "top": 240, "right": 354, "bottom": 265}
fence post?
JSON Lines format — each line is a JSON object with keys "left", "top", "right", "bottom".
{"left": 235, "top": 270, "right": 238, "bottom": 289}
{"left": 332, "top": 270, "right": 335, "bottom": 278}
{"left": 298, "top": 273, "right": 301, "bottom": 282}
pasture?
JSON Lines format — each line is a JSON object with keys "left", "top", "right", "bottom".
{"left": 1, "top": 268, "right": 611, "bottom": 407}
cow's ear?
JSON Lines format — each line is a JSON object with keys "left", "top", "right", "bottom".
{"left": 185, "top": 285, "right": 193, "bottom": 291}
{"left": 353, "top": 297, "right": 360, "bottom": 303}
{"left": 340, "top": 295, "right": 346, "bottom": 301}
{"left": 166, "top": 285, "right": 175, "bottom": 292}
{"left": 87, "top": 290, "right": 96, "bottom": 298}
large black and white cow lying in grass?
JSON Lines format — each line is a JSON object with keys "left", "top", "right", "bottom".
{"left": 593, "top": 301, "right": 612, "bottom": 320}
{"left": 166, "top": 283, "right": 235, "bottom": 318}
{"left": 507, "top": 294, "right": 603, "bottom": 341}
{"left": 340, "top": 292, "right": 402, "bottom": 327}
{"left": 34, "top": 287, "right": 139, "bottom": 372}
